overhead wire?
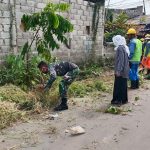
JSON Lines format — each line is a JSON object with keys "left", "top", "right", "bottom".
{"left": 105, "top": 0, "right": 111, "bottom": 21}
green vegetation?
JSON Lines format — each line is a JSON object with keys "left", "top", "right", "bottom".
{"left": 0, "top": 54, "right": 43, "bottom": 90}
{"left": 135, "top": 96, "right": 140, "bottom": 101}
{"left": 21, "top": 3, "right": 73, "bottom": 61}
{"left": 0, "top": 64, "right": 113, "bottom": 129}
{"left": 79, "top": 64, "right": 102, "bottom": 79}
{"left": 105, "top": 28, "right": 126, "bottom": 43}
{"left": 0, "top": 84, "right": 36, "bottom": 110}
{"left": 105, "top": 105, "right": 132, "bottom": 115}
{"left": 105, "top": 12, "right": 129, "bottom": 42}
{"left": 105, "top": 106, "right": 122, "bottom": 114}
{"left": 92, "top": 1, "right": 105, "bottom": 42}
{"left": 69, "top": 80, "right": 108, "bottom": 98}
{"left": 0, "top": 2, "right": 115, "bottom": 130}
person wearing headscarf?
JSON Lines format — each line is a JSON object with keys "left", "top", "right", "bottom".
{"left": 111, "top": 35, "right": 130, "bottom": 105}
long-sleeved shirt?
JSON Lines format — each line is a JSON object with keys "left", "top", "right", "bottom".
{"left": 115, "top": 45, "right": 129, "bottom": 78}
{"left": 44, "top": 61, "right": 78, "bottom": 89}
{"left": 129, "top": 38, "right": 136, "bottom": 60}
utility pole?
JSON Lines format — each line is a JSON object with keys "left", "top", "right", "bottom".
{"left": 105, "top": 0, "right": 111, "bottom": 22}
{"left": 143, "top": 0, "right": 146, "bottom": 15}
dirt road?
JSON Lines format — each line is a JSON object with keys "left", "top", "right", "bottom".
{"left": 0, "top": 81, "right": 150, "bottom": 150}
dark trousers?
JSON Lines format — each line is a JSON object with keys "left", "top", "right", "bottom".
{"left": 112, "top": 76, "right": 128, "bottom": 104}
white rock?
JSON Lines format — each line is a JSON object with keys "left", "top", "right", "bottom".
{"left": 70, "top": 126, "right": 85, "bottom": 135}
{"left": 65, "top": 129, "right": 70, "bottom": 133}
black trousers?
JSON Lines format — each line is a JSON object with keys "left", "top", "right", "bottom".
{"left": 112, "top": 76, "right": 128, "bottom": 104}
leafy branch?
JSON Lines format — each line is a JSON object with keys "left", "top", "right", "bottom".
{"left": 20, "top": 2, "right": 73, "bottom": 61}
{"left": 92, "top": 0, "right": 104, "bottom": 42}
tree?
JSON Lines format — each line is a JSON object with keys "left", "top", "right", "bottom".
{"left": 105, "top": 12, "right": 129, "bottom": 42}
{"left": 20, "top": 3, "right": 73, "bottom": 61}
{"left": 19, "top": 2, "right": 73, "bottom": 86}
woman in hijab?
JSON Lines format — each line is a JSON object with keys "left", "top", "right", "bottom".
{"left": 111, "top": 35, "right": 130, "bottom": 105}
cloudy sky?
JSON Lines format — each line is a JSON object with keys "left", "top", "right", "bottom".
{"left": 105, "top": 0, "right": 150, "bottom": 15}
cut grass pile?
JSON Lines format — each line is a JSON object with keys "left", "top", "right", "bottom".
{"left": 0, "top": 101, "right": 24, "bottom": 129}
{"left": 0, "top": 84, "right": 36, "bottom": 110}
{"left": 0, "top": 84, "right": 35, "bottom": 129}
{"left": 0, "top": 69, "right": 114, "bottom": 129}
{"left": 69, "top": 79, "right": 110, "bottom": 98}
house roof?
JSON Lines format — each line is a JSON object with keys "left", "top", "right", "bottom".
{"left": 140, "top": 23, "right": 150, "bottom": 33}
{"left": 127, "top": 15, "right": 150, "bottom": 25}
{"left": 108, "top": 6, "right": 143, "bottom": 20}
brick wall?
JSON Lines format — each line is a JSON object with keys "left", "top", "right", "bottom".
{"left": 0, "top": 0, "right": 105, "bottom": 63}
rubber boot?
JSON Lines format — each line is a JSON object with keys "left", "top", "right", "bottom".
{"left": 54, "top": 98, "right": 68, "bottom": 111}
{"left": 61, "top": 97, "right": 67, "bottom": 105}
{"left": 131, "top": 80, "right": 137, "bottom": 89}
{"left": 136, "top": 80, "right": 139, "bottom": 89}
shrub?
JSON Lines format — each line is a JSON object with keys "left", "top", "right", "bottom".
{"left": 0, "top": 54, "right": 43, "bottom": 90}
{"left": 105, "top": 28, "right": 126, "bottom": 42}
{"left": 78, "top": 64, "right": 102, "bottom": 79}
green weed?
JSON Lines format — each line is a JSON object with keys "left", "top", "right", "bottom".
{"left": 105, "top": 106, "right": 122, "bottom": 114}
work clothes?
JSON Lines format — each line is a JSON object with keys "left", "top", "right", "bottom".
{"left": 44, "top": 61, "right": 79, "bottom": 106}
{"left": 129, "top": 38, "right": 142, "bottom": 62}
{"left": 128, "top": 38, "right": 142, "bottom": 89}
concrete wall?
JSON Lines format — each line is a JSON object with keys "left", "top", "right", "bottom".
{"left": 109, "top": 6, "right": 143, "bottom": 21}
{"left": 0, "top": 0, "right": 105, "bottom": 63}
{"left": 103, "top": 42, "right": 115, "bottom": 57}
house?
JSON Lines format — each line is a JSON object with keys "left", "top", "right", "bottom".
{"left": 106, "top": 6, "right": 143, "bottom": 21}
{"left": 0, "top": 0, "right": 105, "bottom": 63}
{"left": 127, "top": 15, "right": 150, "bottom": 37}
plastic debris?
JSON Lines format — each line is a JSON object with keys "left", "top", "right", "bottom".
{"left": 44, "top": 113, "right": 59, "bottom": 120}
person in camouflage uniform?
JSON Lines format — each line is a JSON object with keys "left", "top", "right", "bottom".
{"left": 38, "top": 61, "right": 79, "bottom": 111}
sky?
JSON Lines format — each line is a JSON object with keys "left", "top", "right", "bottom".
{"left": 105, "top": 0, "right": 150, "bottom": 15}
